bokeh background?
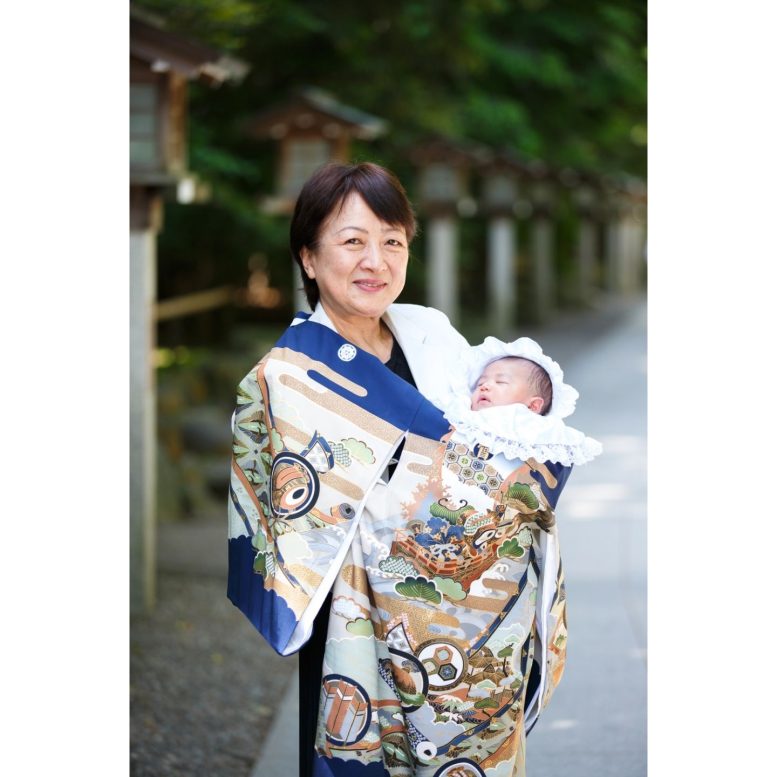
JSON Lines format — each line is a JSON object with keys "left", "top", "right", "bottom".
{"left": 129, "top": 1, "right": 646, "bottom": 775}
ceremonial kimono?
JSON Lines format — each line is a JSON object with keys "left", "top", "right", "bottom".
{"left": 228, "top": 305, "right": 575, "bottom": 777}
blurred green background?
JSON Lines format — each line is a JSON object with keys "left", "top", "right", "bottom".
{"left": 131, "top": 0, "right": 645, "bottom": 524}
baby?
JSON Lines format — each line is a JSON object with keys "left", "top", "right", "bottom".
{"left": 435, "top": 336, "right": 601, "bottom": 467}
{"left": 471, "top": 356, "right": 552, "bottom": 415}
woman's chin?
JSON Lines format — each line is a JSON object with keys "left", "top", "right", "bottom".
{"left": 350, "top": 291, "right": 399, "bottom": 318}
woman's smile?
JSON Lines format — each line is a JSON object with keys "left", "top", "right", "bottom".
{"left": 301, "top": 192, "right": 409, "bottom": 323}
{"left": 353, "top": 279, "right": 388, "bottom": 292}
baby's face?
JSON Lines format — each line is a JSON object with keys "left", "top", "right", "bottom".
{"left": 471, "top": 359, "right": 538, "bottom": 411}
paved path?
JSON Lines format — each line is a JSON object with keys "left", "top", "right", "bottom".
{"left": 525, "top": 299, "right": 647, "bottom": 776}
{"left": 252, "top": 297, "right": 648, "bottom": 776}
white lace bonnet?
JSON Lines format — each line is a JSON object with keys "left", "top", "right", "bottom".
{"left": 440, "top": 336, "right": 603, "bottom": 466}
{"left": 467, "top": 336, "right": 578, "bottom": 419}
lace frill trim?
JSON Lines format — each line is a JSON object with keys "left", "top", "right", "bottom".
{"left": 444, "top": 412, "right": 603, "bottom": 466}
{"left": 428, "top": 335, "right": 603, "bottom": 465}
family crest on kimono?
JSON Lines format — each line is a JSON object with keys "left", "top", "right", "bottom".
{"left": 227, "top": 162, "right": 601, "bottom": 777}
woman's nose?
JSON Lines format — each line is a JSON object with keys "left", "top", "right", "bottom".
{"left": 359, "top": 241, "right": 385, "bottom": 269}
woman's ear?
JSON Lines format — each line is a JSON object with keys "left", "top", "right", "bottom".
{"left": 300, "top": 247, "right": 316, "bottom": 279}
{"left": 527, "top": 396, "right": 545, "bottom": 414}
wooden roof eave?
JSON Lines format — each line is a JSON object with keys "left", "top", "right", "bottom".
{"left": 130, "top": 16, "right": 247, "bottom": 84}
{"left": 244, "top": 93, "right": 387, "bottom": 140}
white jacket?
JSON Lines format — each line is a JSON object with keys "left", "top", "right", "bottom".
{"left": 307, "top": 302, "right": 472, "bottom": 408}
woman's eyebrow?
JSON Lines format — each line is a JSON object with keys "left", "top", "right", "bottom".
{"left": 335, "top": 225, "right": 367, "bottom": 234}
{"left": 334, "top": 225, "right": 404, "bottom": 234}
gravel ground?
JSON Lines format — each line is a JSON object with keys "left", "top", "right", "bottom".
{"left": 130, "top": 571, "right": 295, "bottom": 777}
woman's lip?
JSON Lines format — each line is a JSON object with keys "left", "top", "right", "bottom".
{"left": 353, "top": 280, "right": 387, "bottom": 292}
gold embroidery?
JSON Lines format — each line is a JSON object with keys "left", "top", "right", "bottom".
{"left": 273, "top": 418, "right": 311, "bottom": 448}
{"left": 403, "top": 432, "right": 445, "bottom": 460}
{"left": 340, "top": 563, "right": 369, "bottom": 595}
{"left": 286, "top": 563, "right": 323, "bottom": 592}
{"left": 319, "top": 472, "right": 365, "bottom": 501}
{"left": 463, "top": 578, "right": 523, "bottom": 613}
{"left": 278, "top": 374, "right": 401, "bottom": 444}
{"left": 268, "top": 574, "right": 309, "bottom": 616}
{"left": 429, "top": 610, "right": 463, "bottom": 629}
{"left": 271, "top": 348, "right": 368, "bottom": 396}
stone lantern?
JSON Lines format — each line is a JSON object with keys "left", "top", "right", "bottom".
{"left": 245, "top": 88, "right": 387, "bottom": 310}
{"left": 410, "top": 138, "right": 480, "bottom": 326}
{"left": 130, "top": 6, "right": 246, "bottom": 613}
{"left": 246, "top": 88, "right": 387, "bottom": 213}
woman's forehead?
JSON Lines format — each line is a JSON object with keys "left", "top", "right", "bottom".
{"left": 324, "top": 193, "right": 406, "bottom": 234}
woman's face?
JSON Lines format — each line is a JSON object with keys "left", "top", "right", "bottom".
{"left": 301, "top": 193, "right": 409, "bottom": 321}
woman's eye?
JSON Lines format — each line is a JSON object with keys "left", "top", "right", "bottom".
{"left": 386, "top": 238, "right": 403, "bottom": 247}
{"left": 345, "top": 238, "right": 361, "bottom": 245}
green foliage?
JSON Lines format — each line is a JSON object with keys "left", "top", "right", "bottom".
{"left": 133, "top": 0, "right": 645, "bottom": 324}
{"left": 134, "top": 0, "right": 646, "bottom": 179}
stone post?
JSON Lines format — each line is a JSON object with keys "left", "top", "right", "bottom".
{"left": 529, "top": 177, "right": 556, "bottom": 323}
{"left": 604, "top": 186, "right": 625, "bottom": 295}
{"left": 486, "top": 216, "right": 517, "bottom": 333}
{"left": 410, "top": 142, "right": 478, "bottom": 329}
{"left": 130, "top": 187, "right": 161, "bottom": 614}
{"left": 480, "top": 164, "right": 520, "bottom": 333}
{"left": 573, "top": 184, "right": 598, "bottom": 305}
{"left": 427, "top": 215, "right": 459, "bottom": 326}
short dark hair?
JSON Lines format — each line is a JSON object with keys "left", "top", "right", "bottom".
{"left": 506, "top": 356, "right": 553, "bottom": 415}
{"left": 289, "top": 162, "right": 417, "bottom": 308}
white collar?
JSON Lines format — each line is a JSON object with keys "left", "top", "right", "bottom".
{"left": 297, "top": 303, "right": 427, "bottom": 365}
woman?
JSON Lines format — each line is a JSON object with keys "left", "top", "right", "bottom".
{"left": 228, "top": 163, "right": 570, "bottom": 777}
